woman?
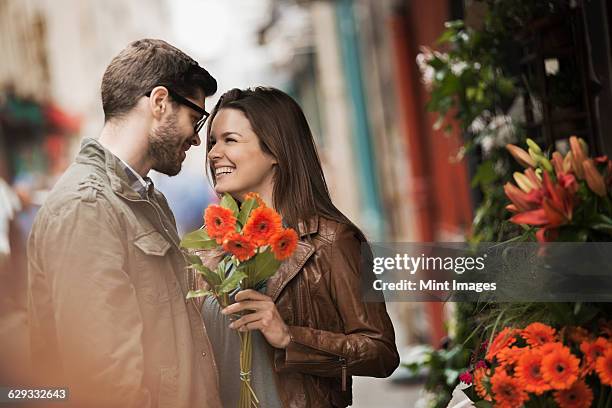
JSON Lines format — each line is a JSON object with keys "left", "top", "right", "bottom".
{"left": 201, "top": 87, "right": 399, "bottom": 407}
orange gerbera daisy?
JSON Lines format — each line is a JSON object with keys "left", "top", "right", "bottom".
{"left": 205, "top": 205, "right": 237, "bottom": 244}
{"left": 515, "top": 349, "right": 551, "bottom": 395}
{"left": 522, "top": 322, "right": 557, "bottom": 347}
{"left": 474, "top": 367, "right": 492, "bottom": 401}
{"left": 540, "top": 341, "right": 565, "bottom": 355}
{"left": 553, "top": 380, "right": 593, "bottom": 408}
{"left": 270, "top": 228, "right": 298, "bottom": 260}
{"left": 564, "top": 326, "right": 589, "bottom": 344}
{"left": 244, "top": 192, "right": 265, "bottom": 207}
{"left": 595, "top": 347, "right": 612, "bottom": 386}
{"left": 497, "top": 346, "right": 524, "bottom": 368}
{"left": 486, "top": 328, "right": 519, "bottom": 362}
{"left": 490, "top": 370, "right": 527, "bottom": 408}
{"left": 222, "top": 232, "right": 256, "bottom": 262}
{"left": 580, "top": 337, "right": 608, "bottom": 374}
{"left": 242, "top": 206, "right": 282, "bottom": 246}
{"left": 541, "top": 345, "right": 580, "bottom": 389}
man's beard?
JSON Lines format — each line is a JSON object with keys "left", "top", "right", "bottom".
{"left": 148, "top": 113, "right": 185, "bottom": 176}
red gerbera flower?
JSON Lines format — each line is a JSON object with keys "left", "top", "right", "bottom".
{"left": 490, "top": 370, "right": 527, "bottom": 408}
{"left": 204, "top": 205, "right": 237, "bottom": 244}
{"left": 222, "top": 232, "right": 256, "bottom": 262}
{"left": 270, "top": 228, "right": 298, "bottom": 260}
{"left": 474, "top": 367, "right": 492, "bottom": 401}
{"left": 497, "top": 346, "right": 524, "bottom": 371}
{"left": 243, "top": 206, "right": 282, "bottom": 246}
{"left": 595, "top": 347, "right": 612, "bottom": 386}
{"left": 244, "top": 192, "right": 266, "bottom": 207}
{"left": 522, "top": 322, "right": 556, "bottom": 347}
{"left": 515, "top": 349, "right": 551, "bottom": 395}
{"left": 541, "top": 345, "right": 580, "bottom": 389}
{"left": 580, "top": 337, "right": 608, "bottom": 374}
{"left": 486, "top": 328, "right": 518, "bottom": 362}
{"left": 553, "top": 380, "right": 593, "bottom": 408}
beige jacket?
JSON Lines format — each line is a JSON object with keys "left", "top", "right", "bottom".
{"left": 27, "top": 138, "right": 221, "bottom": 408}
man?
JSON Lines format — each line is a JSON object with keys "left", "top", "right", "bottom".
{"left": 27, "top": 39, "right": 222, "bottom": 408}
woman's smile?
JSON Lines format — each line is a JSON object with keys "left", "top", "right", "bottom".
{"left": 207, "top": 108, "right": 277, "bottom": 201}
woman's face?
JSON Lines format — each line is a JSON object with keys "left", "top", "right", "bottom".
{"left": 207, "top": 108, "right": 277, "bottom": 201}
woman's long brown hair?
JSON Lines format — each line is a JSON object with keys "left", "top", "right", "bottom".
{"left": 205, "top": 87, "right": 365, "bottom": 241}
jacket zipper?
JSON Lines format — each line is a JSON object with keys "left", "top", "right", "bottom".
{"left": 340, "top": 358, "right": 347, "bottom": 391}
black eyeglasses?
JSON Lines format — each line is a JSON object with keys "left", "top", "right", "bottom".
{"left": 145, "top": 87, "right": 210, "bottom": 132}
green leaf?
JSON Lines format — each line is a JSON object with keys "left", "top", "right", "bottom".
{"left": 471, "top": 161, "right": 497, "bottom": 188}
{"left": 180, "top": 229, "right": 217, "bottom": 249}
{"left": 218, "top": 270, "right": 247, "bottom": 293}
{"left": 590, "top": 223, "right": 612, "bottom": 235}
{"left": 186, "top": 289, "right": 211, "bottom": 299}
{"left": 238, "top": 198, "right": 260, "bottom": 228}
{"left": 220, "top": 193, "right": 239, "bottom": 216}
{"left": 185, "top": 253, "right": 203, "bottom": 266}
{"left": 252, "top": 249, "right": 281, "bottom": 284}
{"left": 193, "top": 264, "right": 222, "bottom": 287}
{"left": 474, "top": 401, "right": 493, "bottom": 408}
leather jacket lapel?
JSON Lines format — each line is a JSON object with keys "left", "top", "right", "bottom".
{"left": 265, "top": 240, "right": 315, "bottom": 302}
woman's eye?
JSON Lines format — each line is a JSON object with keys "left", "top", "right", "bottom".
{"left": 226, "top": 138, "right": 237, "bottom": 143}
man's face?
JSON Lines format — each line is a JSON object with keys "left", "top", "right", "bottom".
{"left": 148, "top": 91, "right": 205, "bottom": 176}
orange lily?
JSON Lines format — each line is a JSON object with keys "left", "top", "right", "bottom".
{"left": 582, "top": 159, "right": 607, "bottom": 197}
{"left": 504, "top": 182, "right": 542, "bottom": 213}
{"left": 569, "top": 136, "right": 587, "bottom": 179}
{"left": 508, "top": 172, "right": 576, "bottom": 241}
{"left": 506, "top": 144, "right": 536, "bottom": 168}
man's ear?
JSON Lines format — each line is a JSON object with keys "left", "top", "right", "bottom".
{"left": 149, "top": 86, "right": 169, "bottom": 119}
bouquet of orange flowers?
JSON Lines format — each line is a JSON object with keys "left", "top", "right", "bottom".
{"left": 180, "top": 192, "right": 298, "bottom": 408}
{"left": 459, "top": 321, "right": 612, "bottom": 407}
{"left": 504, "top": 137, "right": 612, "bottom": 242}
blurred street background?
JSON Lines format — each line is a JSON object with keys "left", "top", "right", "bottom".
{"left": 3, "top": 0, "right": 612, "bottom": 406}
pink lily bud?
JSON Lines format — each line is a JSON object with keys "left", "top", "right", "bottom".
{"left": 513, "top": 172, "right": 534, "bottom": 193}
{"left": 582, "top": 159, "right": 607, "bottom": 197}
{"left": 569, "top": 136, "right": 587, "bottom": 179}
{"left": 551, "top": 152, "right": 565, "bottom": 176}
{"left": 525, "top": 168, "right": 542, "bottom": 188}
{"left": 563, "top": 152, "right": 574, "bottom": 174}
{"left": 506, "top": 144, "right": 536, "bottom": 168}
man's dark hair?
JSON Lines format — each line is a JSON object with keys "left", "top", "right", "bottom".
{"left": 101, "top": 39, "right": 217, "bottom": 122}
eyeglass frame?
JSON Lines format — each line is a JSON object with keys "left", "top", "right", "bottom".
{"left": 144, "top": 86, "right": 210, "bottom": 133}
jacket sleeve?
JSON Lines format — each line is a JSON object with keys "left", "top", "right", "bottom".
{"left": 275, "top": 223, "right": 400, "bottom": 380}
{"left": 30, "top": 198, "right": 151, "bottom": 408}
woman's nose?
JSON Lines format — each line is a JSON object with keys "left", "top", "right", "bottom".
{"left": 207, "top": 142, "right": 222, "bottom": 161}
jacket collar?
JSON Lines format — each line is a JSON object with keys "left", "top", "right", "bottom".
{"left": 76, "top": 138, "right": 147, "bottom": 201}
{"left": 266, "top": 215, "right": 318, "bottom": 301}
{"left": 297, "top": 216, "right": 319, "bottom": 237}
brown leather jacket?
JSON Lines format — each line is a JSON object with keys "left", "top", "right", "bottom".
{"left": 191, "top": 216, "right": 399, "bottom": 407}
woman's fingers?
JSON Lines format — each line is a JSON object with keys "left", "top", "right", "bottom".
{"left": 222, "top": 299, "right": 271, "bottom": 315}
{"left": 234, "top": 289, "right": 271, "bottom": 302}
{"left": 228, "top": 311, "right": 264, "bottom": 330}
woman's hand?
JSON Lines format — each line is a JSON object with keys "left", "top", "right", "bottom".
{"left": 222, "top": 289, "right": 291, "bottom": 349}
